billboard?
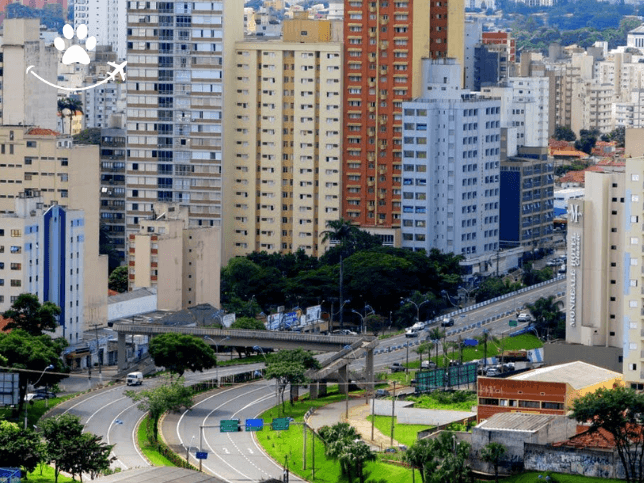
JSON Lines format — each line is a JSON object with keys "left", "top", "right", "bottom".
{"left": 415, "top": 363, "right": 477, "bottom": 393}
{"left": 222, "top": 314, "right": 236, "bottom": 328}
{"left": 0, "top": 373, "right": 19, "bottom": 406}
{"left": 266, "top": 312, "right": 298, "bottom": 330}
{"left": 306, "top": 305, "right": 322, "bottom": 325}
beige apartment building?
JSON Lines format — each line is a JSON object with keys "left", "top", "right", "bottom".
{"left": 0, "top": 126, "right": 108, "bottom": 328}
{"left": 128, "top": 203, "right": 220, "bottom": 312}
{"left": 228, "top": 28, "right": 342, "bottom": 257}
{"left": 623, "top": 157, "right": 644, "bottom": 388}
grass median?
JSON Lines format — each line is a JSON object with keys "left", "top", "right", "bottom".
{"left": 255, "top": 388, "right": 416, "bottom": 483}
{"left": 365, "top": 415, "right": 432, "bottom": 448}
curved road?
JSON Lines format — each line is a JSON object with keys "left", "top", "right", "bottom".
{"left": 50, "top": 278, "right": 565, "bottom": 476}
{"left": 175, "top": 381, "right": 305, "bottom": 482}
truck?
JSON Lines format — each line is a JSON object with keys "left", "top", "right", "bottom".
{"left": 126, "top": 372, "right": 143, "bottom": 386}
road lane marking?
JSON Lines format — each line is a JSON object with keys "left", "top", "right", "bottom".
{"left": 106, "top": 402, "right": 148, "bottom": 470}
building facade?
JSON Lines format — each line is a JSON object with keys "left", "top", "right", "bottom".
{"left": 74, "top": 0, "right": 127, "bottom": 60}
{"left": 126, "top": 1, "right": 243, "bottom": 262}
{"left": 341, "top": 0, "right": 464, "bottom": 230}
{"left": 99, "top": 127, "right": 127, "bottom": 263}
{"left": 0, "top": 192, "right": 85, "bottom": 344}
{"left": 0, "top": 126, "right": 108, "bottom": 329}
{"left": 499, "top": 147, "right": 554, "bottom": 249}
{"left": 566, "top": 170, "right": 625, "bottom": 354}
{"left": 128, "top": 203, "right": 221, "bottom": 312}
{"left": 229, "top": 35, "right": 342, "bottom": 257}
{"left": 400, "top": 59, "right": 501, "bottom": 257}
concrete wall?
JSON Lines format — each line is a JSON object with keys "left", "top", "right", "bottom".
{"left": 524, "top": 443, "right": 626, "bottom": 479}
{"left": 107, "top": 290, "right": 157, "bottom": 322}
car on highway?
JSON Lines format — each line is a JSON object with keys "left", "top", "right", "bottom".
{"left": 390, "top": 362, "right": 405, "bottom": 373}
{"left": 441, "top": 317, "right": 454, "bottom": 327}
{"left": 517, "top": 312, "right": 532, "bottom": 322}
{"left": 405, "top": 328, "right": 420, "bottom": 338}
{"left": 411, "top": 321, "right": 425, "bottom": 331}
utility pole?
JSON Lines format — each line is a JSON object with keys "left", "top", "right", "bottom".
{"left": 339, "top": 254, "right": 344, "bottom": 331}
{"left": 371, "top": 392, "right": 375, "bottom": 442}
{"left": 91, "top": 323, "right": 102, "bottom": 374}
{"left": 390, "top": 381, "right": 396, "bottom": 446}
{"left": 303, "top": 423, "right": 307, "bottom": 471}
{"left": 312, "top": 429, "right": 315, "bottom": 481}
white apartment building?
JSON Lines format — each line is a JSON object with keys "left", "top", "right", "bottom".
{"left": 74, "top": 0, "right": 127, "bottom": 60}
{"left": 230, "top": 37, "right": 342, "bottom": 257}
{"left": 83, "top": 82, "right": 126, "bottom": 129}
{"left": 0, "top": 192, "right": 85, "bottom": 344}
{"left": 401, "top": 59, "right": 501, "bottom": 258}
{"left": 480, "top": 76, "right": 549, "bottom": 154}
{"left": 126, "top": 1, "right": 243, "bottom": 262}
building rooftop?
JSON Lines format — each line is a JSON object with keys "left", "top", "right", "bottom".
{"left": 107, "top": 287, "right": 156, "bottom": 305}
{"left": 508, "top": 361, "right": 622, "bottom": 390}
{"left": 25, "top": 127, "right": 60, "bottom": 136}
{"left": 477, "top": 412, "right": 558, "bottom": 432}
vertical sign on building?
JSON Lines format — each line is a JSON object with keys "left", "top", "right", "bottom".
{"left": 568, "top": 202, "right": 583, "bottom": 328}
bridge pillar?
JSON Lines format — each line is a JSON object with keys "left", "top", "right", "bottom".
{"left": 117, "top": 332, "right": 127, "bottom": 372}
{"left": 365, "top": 348, "right": 374, "bottom": 402}
{"left": 309, "top": 382, "right": 319, "bottom": 400}
{"left": 339, "top": 365, "right": 348, "bottom": 395}
{"left": 319, "top": 380, "right": 328, "bottom": 397}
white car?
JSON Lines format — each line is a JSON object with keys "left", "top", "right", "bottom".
{"left": 517, "top": 312, "right": 532, "bottom": 322}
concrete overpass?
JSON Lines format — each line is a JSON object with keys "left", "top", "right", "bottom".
{"left": 113, "top": 323, "right": 378, "bottom": 394}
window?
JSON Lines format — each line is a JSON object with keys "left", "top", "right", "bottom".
{"left": 10, "top": 229, "right": 20, "bottom": 237}
{"left": 26, "top": 141, "right": 36, "bottom": 148}
{"left": 10, "top": 246, "right": 21, "bottom": 254}
{"left": 10, "top": 279, "right": 21, "bottom": 287}
{"left": 10, "top": 263, "right": 20, "bottom": 270}
{"left": 479, "top": 398, "right": 499, "bottom": 406}
{"left": 518, "top": 400, "right": 540, "bottom": 409}
{"left": 632, "top": 174, "right": 640, "bottom": 181}
{"left": 541, "top": 402, "right": 564, "bottom": 410}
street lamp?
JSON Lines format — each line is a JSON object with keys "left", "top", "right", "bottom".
{"left": 401, "top": 297, "right": 433, "bottom": 323}
{"left": 457, "top": 285, "right": 475, "bottom": 306}
{"left": 205, "top": 336, "right": 230, "bottom": 387}
{"left": 25, "top": 364, "right": 54, "bottom": 429}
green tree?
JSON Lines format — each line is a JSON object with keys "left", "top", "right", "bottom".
{"left": 414, "top": 341, "right": 433, "bottom": 369}
{"left": 525, "top": 295, "right": 565, "bottom": 339}
{"left": 108, "top": 265, "right": 128, "bottom": 293}
{"left": 41, "top": 414, "right": 113, "bottom": 483}
{"left": 480, "top": 442, "right": 507, "bottom": 483}
{"left": 575, "top": 128, "right": 600, "bottom": 154}
{"left": 72, "top": 127, "right": 101, "bottom": 145}
{"left": 320, "top": 423, "right": 360, "bottom": 477}
{"left": 0, "top": 329, "right": 67, "bottom": 419}
{"left": 427, "top": 327, "right": 445, "bottom": 363}
{"left": 553, "top": 125, "right": 576, "bottom": 142}
{"left": 403, "top": 438, "right": 439, "bottom": 483}
{"left": 339, "top": 440, "right": 376, "bottom": 483}
{"left": 364, "top": 313, "right": 385, "bottom": 336}
{"left": 57, "top": 97, "right": 83, "bottom": 115}
{"left": 230, "top": 316, "right": 266, "bottom": 331}
{"left": 0, "top": 421, "right": 45, "bottom": 476}
{"left": 148, "top": 333, "right": 217, "bottom": 377}
{"left": 475, "top": 277, "right": 522, "bottom": 303}
{"left": 570, "top": 386, "right": 644, "bottom": 483}
{"left": 2, "top": 293, "right": 61, "bottom": 336}
{"left": 264, "top": 349, "right": 320, "bottom": 410}
{"left": 125, "top": 375, "right": 194, "bottom": 441}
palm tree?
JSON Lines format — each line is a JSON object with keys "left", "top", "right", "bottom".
{"left": 525, "top": 295, "right": 565, "bottom": 339}
{"left": 480, "top": 442, "right": 507, "bottom": 483}
{"left": 428, "top": 327, "right": 445, "bottom": 363}
{"left": 320, "top": 218, "right": 358, "bottom": 330}
{"left": 414, "top": 341, "right": 433, "bottom": 369}
{"left": 478, "top": 330, "right": 490, "bottom": 369}
{"left": 403, "top": 439, "right": 438, "bottom": 483}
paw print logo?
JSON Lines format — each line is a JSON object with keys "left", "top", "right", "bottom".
{"left": 54, "top": 24, "right": 97, "bottom": 65}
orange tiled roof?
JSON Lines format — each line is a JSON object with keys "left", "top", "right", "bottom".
{"left": 553, "top": 427, "right": 615, "bottom": 449}
{"left": 108, "top": 289, "right": 119, "bottom": 297}
{"left": 26, "top": 128, "right": 60, "bottom": 136}
{"left": 558, "top": 166, "right": 604, "bottom": 185}
{"left": 551, "top": 149, "right": 590, "bottom": 158}
{"left": 549, "top": 139, "right": 574, "bottom": 150}
{"left": 0, "top": 315, "right": 12, "bottom": 332}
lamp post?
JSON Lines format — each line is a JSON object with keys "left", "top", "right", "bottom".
{"left": 254, "top": 345, "right": 279, "bottom": 410}
{"left": 457, "top": 285, "right": 475, "bottom": 307}
{"left": 401, "top": 297, "right": 432, "bottom": 323}
{"left": 205, "top": 336, "right": 230, "bottom": 387}
{"left": 25, "top": 364, "right": 54, "bottom": 429}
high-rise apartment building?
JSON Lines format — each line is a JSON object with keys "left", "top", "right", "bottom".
{"left": 99, "top": 127, "right": 127, "bottom": 263}
{"left": 229, "top": 30, "right": 342, "bottom": 257}
{"left": 0, "top": 126, "right": 107, "bottom": 331}
{"left": 0, "top": 192, "right": 85, "bottom": 343}
{"left": 400, "top": 59, "right": 501, "bottom": 258}
{"left": 74, "top": 0, "right": 127, "bottom": 60}
{"left": 126, "top": 1, "right": 242, "bottom": 261}
{"left": 341, "top": 0, "right": 464, "bottom": 230}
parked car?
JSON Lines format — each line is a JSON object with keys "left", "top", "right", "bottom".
{"left": 558, "top": 264, "right": 567, "bottom": 274}
{"left": 441, "top": 317, "right": 454, "bottom": 327}
{"left": 375, "top": 389, "right": 390, "bottom": 398}
{"left": 25, "top": 391, "right": 56, "bottom": 402}
{"left": 390, "top": 362, "right": 405, "bottom": 373}
{"left": 421, "top": 360, "right": 437, "bottom": 369}
{"left": 517, "top": 312, "right": 532, "bottom": 322}
{"left": 485, "top": 366, "right": 501, "bottom": 377}
{"left": 384, "top": 447, "right": 398, "bottom": 454}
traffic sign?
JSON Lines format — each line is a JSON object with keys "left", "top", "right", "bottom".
{"left": 196, "top": 452, "right": 208, "bottom": 460}
{"left": 271, "top": 417, "right": 290, "bottom": 431}
{"left": 220, "top": 419, "right": 240, "bottom": 432}
{"left": 509, "top": 320, "right": 518, "bottom": 327}
{"left": 246, "top": 418, "right": 264, "bottom": 431}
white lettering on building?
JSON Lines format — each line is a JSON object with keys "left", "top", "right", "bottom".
{"left": 570, "top": 204, "right": 583, "bottom": 224}
{"left": 569, "top": 232, "right": 581, "bottom": 327}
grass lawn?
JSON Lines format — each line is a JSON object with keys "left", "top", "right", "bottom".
{"left": 137, "top": 414, "right": 176, "bottom": 466}
{"left": 0, "top": 394, "right": 76, "bottom": 428}
{"left": 498, "top": 471, "right": 624, "bottom": 483}
{"left": 255, "top": 388, "right": 416, "bottom": 483}
{"left": 23, "top": 465, "right": 75, "bottom": 483}
{"left": 406, "top": 334, "right": 543, "bottom": 370}
{"left": 405, "top": 391, "right": 477, "bottom": 412}
{"left": 365, "top": 415, "right": 431, "bottom": 447}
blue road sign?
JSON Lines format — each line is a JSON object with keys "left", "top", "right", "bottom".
{"left": 245, "top": 418, "right": 264, "bottom": 431}
{"left": 196, "top": 452, "right": 208, "bottom": 460}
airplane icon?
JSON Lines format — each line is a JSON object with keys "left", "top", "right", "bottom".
{"left": 107, "top": 61, "right": 127, "bottom": 81}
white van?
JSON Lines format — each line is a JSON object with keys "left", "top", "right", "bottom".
{"left": 126, "top": 372, "right": 143, "bottom": 386}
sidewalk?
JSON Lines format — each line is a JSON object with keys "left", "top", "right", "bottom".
{"left": 307, "top": 399, "right": 400, "bottom": 450}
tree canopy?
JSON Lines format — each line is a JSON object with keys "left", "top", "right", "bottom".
{"left": 480, "top": 442, "right": 507, "bottom": 483}
{"left": 553, "top": 125, "right": 576, "bottom": 142}
{"left": 2, "top": 293, "right": 61, "bottom": 336}
{"left": 108, "top": 265, "right": 128, "bottom": 293}
{"left": 0, "top": 421, "right": 44, "bottom": 476}
{"left": 570, "top": 386, "right": 644, "bottom": 483}
{"left": 320, "top": 422, "right": 375, "bottom": 483}
{"left": 525, "top": 295, "right": 565, "bottom": 339}
{"left": 148, "top": 333, "right": 217, "bottom": 377}
{"left": 264, "top": 349, "right": 320, "bottom": 409}
{"left": 403, "top": 432, "right": 471, "bottom": 483}
{"left": 230, "top": 316, "right": 266, "bottom": 331}
{"left": 125, "top": 375, "right": 194, "bottom": 441}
